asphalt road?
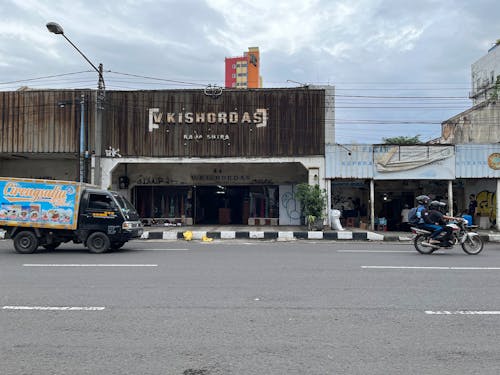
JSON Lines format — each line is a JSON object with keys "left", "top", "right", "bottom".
{"left": 1, "top": 239, "right": 500, "bottom": 374}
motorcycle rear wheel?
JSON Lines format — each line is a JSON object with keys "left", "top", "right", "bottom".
{"left": 414, "top": 234, "right": 436, "bottom": 254}
{"left": 461, "top": 234, "right": 484, "bottom": 255}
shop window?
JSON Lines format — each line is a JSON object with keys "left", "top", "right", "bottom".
{"left": 133, "top": 186, "right": 191, "bottom": 221}
{"left": 248, "top": 186, "right": 278, "bottom": 218}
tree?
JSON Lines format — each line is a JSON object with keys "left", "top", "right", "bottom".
{"left": 294, "top": 183, "right": 327, "bottom": 230}
{"left": 382, "top": 135, "right": 422, "bottom": 144}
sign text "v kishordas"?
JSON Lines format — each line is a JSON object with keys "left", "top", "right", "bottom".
{"left": 148, "top": 108, "right": 268, "bottom": 132}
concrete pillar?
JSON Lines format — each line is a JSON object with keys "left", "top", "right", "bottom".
{"left": 370, "top": 179, "right": 375, "bottom": 231}
{"left": 497, "top": 179, "right": 500, "bottom": 231}
{"left": 448, "top": 180, "right": 454, "bottom": 216}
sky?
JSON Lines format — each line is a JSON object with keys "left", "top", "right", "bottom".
{"left": 0, "top": 0, "right": 499, "bottom": 144}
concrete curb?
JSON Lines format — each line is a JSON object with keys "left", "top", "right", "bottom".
{"left": 0, "top": 229, "right": 496, "bottom": 243}
{"left": 138, "top": 230, "right": 500, "bottom": 242}
{"left": 139, "top": 230, "right": 395, "bottom": 241}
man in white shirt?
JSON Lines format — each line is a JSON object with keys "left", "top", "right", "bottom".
{"left": 400, "top": 204, "right": 411, "bottom": 231}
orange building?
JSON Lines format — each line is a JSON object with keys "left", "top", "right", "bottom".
{"left": 225, "top": 47, "right": 262, "bottom": 89}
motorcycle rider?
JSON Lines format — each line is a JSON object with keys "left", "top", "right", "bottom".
{"left": 421, "top": 200, "right": 459, "bottom": 245}
{"left": 413, "top": 194, "right": 431, "bottom": 226}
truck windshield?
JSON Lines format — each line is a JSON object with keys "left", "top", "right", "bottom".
{"left": 112, "top": 193, "right": 140, "bottom": 221}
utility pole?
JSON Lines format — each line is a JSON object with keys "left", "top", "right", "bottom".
{"left": 80, "top": 94, "right": 85, "bottom": 182}
{"left": 93, "top": 63, "right": 105, "bottom": 186}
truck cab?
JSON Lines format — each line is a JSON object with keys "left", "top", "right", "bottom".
{"left": 77, "top": 189, "right": 143, "bottom": 253}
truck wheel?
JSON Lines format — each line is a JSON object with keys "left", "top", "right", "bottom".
{"left": 14, "top": 231, "right": 39, "bottom": 254}
{"left": 86, "top": 232, "right": 110, "bottom": 254}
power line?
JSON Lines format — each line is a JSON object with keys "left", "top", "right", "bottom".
{"left": 107, "top": 71, "right": 207, "bottom": 87}
{"left": 0, "top": 71, "right": 95, "bottom": 86}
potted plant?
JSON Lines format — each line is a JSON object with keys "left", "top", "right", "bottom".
{"left": 294, "top": 183, "right": 327, "bottom": 230}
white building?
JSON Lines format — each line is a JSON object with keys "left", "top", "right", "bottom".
{"left": 471, "top": 42, "right": 500, "bottom": 105}
{"left": 442, "top": 42, "right": 500, "bottom": 144}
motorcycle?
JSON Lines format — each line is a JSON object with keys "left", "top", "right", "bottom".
{"left": 411, "top": 218, "right": 484, "bottom": 255}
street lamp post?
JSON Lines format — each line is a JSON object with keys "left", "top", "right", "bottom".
{"left": 79, "top": 93, "right": 86, "bottom": 182}
{"left": 46, "top": 22, "right": 105, "bottom": 185}
{"left": 57, "top": 96, "right": 86, "bottom": 182}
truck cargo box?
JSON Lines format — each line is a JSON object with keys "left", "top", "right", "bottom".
{"left": 0, "top": 177, "right": 82, "bottom": 230}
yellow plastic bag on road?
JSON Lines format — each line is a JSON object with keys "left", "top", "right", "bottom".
{"left": 183, "top": 231, "right": 193, "bottom": 241}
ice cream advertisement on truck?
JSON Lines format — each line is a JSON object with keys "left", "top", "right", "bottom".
{"left": 0, "top": 178, "right": 81, "bottom": 230}
{"left": 0, "top": 177, "right": 143, "bottom": 254}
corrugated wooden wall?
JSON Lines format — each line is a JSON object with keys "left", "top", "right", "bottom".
{"left": 0, "top": 88, "right": 325, "bottom": 158}
{"left": 0, "top": 90, "right": 93, "bottom": 154}
{"left": 102, "top": 88, "right": 325, "bottom": 157}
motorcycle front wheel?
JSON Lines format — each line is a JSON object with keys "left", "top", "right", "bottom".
{"left": 414, "top": 234, "right": 436, "bottom": 254}
{"left": 461, "top": 234, "right": 484, "bottom": 255}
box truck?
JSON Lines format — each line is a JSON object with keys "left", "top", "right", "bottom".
{"left": 0, "top": 177, "right": 143, "bottom": 253}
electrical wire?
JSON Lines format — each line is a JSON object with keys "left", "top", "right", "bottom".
{"left": 0, "top": 73, "right": 495, "bottom": 143}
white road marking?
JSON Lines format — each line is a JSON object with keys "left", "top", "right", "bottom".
{"left": 23, "top": 264, "right": 158, "bottom": 267}
{"left": 3, "top": 306, "right": 105, "bottom": 311}
{"left": 361, "top": 266, "right": 500, "bottom": 270}
{"left": 338, "top": 250, "right": 412, "bottom": 253}
{"left": 140, "top": 248, "right": 189, "bottom": 251}
{"left": 425, "top": 311, "right": 500, "bottom": 315}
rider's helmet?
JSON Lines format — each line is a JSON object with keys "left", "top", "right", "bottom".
{"left": 429, "top": 201, "right": 446, "bottom": 214}
{"left": 416, "top": 195, "right": 431, "bottom": 206}
{"left": 429, "top": 200, "right": 446, "bottom": 212}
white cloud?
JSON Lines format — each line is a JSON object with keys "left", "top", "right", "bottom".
{"left": 0, "top": 0, "right": 498, "bottom": 142}
{"left": 206, "top": 0, "right": 360, "bottom": 55}
{"left": 204, "top": 0, "right": 432, "bottom": 63}
{"left": 367, "top": 24, "right": 426, "bottom": 52}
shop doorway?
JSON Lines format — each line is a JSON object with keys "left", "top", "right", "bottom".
{"left": 195, "top": 186, "right": 247, "bottom": 224}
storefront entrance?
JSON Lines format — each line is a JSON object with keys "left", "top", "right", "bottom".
{"left": 115, "top": 161, "right": 309, "bottom": 226}
{"left": 132, "top": 184, "right": 280, "bottom": 225}
{"left": 331, "top": 180, "right": 463, "bottom": 231}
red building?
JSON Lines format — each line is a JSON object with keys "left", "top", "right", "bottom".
{"left": 225, "top": 47, "right": 261, "bottom": 89}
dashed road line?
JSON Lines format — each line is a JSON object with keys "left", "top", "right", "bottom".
{"left": 3, "top": 306, "right": 105, "bottom": 311}
{"left": 23, "top": 264, "right": 158, "bottom": 267}
{"left": 140, "top": 248, "right": 189, "bottom": 251}
{"left": 362, "top": 266, "right": 500, "bottom": 270}
{"left": 426, "top": 310, "right": 500, "bottom": 315}
{"left": 338, "top": 250, "right": 412, "bottom": 253}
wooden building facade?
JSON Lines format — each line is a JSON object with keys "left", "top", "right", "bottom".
{"left": 0, "top": 87, "right": 332, "bottom": 226}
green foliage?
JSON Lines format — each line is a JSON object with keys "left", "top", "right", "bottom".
{"left": 382, "top": 135, "right": 422, "bottom": 145}
{"left": 489, "top": 75, "right": 500, "bottom": 102}
{"left": 294, "top": 183, "right": 327, "bottom": 221}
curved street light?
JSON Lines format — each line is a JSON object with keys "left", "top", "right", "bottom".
{"left": 46, "top": 22, "right": 105, "bottom": 90}
{"left": 46, "top": 21, "right": 105, "bottom": 185}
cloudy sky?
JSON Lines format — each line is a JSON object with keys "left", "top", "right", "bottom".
{"left": 0, "top": 0, "right": 499, "bottom": 143}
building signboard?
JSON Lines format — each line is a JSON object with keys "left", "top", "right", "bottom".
{"left": 103, "top": 89, "right": 325, "bottom": 158}
{"left": 373, "top": 145, "right": 455, "bottom": 180}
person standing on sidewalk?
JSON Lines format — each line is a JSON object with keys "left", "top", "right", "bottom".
{"left": 468, "top": 194, "right": 478, "bottom": 225}
{"left": 400, "top": 204, "right": 411, "bottom": 231}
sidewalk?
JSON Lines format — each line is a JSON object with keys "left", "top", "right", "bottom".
{"left": 1, "top": 226, "right": 497, "bottom": 242}
{"left": 139, "top": 224, "right": 500, "bottom": 242}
